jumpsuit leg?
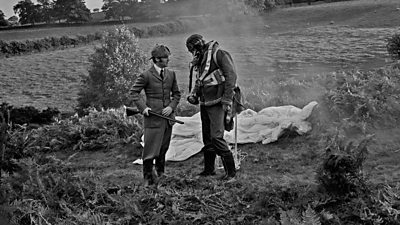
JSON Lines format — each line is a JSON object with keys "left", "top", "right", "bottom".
{"left": 199, "top": 105, "right": 217, "bottom": 176}
{"left": 207, "top": 103, "right": 236, "bottom": 179}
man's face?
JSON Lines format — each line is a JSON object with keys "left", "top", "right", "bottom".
{"left": 187, "top": 43, "right": 196, "bottom": 54}
{"left": 156, "top": 56, "right": 169, "bottom": 68}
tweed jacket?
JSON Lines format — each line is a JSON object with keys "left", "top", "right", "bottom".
{"left": 130, "top": 66, "right": 181, "bottom": 128}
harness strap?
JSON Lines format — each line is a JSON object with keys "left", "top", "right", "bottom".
{"left": 188, "top": 63, "right": 194, "bottom": 92}
{"left": 213, "top": 46, "right": 220, "bottom": 68}
{"left": 198, "top": 41, "right": 218, "bottom": 81}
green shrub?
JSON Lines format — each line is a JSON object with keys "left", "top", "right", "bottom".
{"left": 387, "top": 33, "right": 400, "bottom": 60}
{"left": 76, "top": 35, "right": 87, "bottom": 44}
{"left": 321, "top": 67, "right": 400, "bottom": 126}
{"left": 317, "top": 134, "right": 371, "bottom": 197}
{"left": 1, "top": 156, "right": 116, "bottom": 224}
{"left": 9, "top": 41, "right": 25, "bottom": 55}
{"left": 3, "top": 107, "right": 141, "bottom": 154}
{"left": 50, "top": 36, "right": 61, "bottom": 48}
{"left": 313, "top": 133, "right": 400, "bottom": 225}
{"left": 77, "top": 25, "right": 148, "bottom": 113}
{"left": 0, "top": 103, "right": 60, "bottom": 126}
{"left": 59, "top": 35, "right": 72, "bottom": 47}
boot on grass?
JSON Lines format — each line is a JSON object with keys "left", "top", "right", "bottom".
{"left": 198, "top": 150, "right": 217, "bottom": 176}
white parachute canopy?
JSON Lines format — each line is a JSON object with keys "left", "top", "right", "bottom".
{"left": 133, "top": 101, "right": 318, "bottom": 164}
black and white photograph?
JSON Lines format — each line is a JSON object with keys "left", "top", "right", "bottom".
{"left": 0, "top": 0, "right": 399, "bottom": 224}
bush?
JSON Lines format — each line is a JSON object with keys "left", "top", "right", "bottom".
{"left": 313, "top": 133, "right": 400, "bottom": 225}
{"left": 317, "top": 135, "right": 370, "bottom": 197}
{"left": 244, "top": 0, "right": 276, "bottom": 12}
{"left": 50, "top": 36, "right": 61, "bottom": 48}
{"left": 59, "top": 35, "right": 72, "bottom": 47}
{"left": 0, "top": 102, "right": 60, "bottom": 126}
{"left": 321, "top": 67, "right": 400, "bottom": 126}
{"left": 387, "top": 33, "right": 400, "bottom": 60}
{"left": 77, "top": 25, "right": 148, "bottom": 114}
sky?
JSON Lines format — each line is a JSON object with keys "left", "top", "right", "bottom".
{"left": 0, "top": 0, "right": 103, "bottom": 18}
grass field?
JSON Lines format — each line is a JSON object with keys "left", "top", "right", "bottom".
{"left": 1, "top": 0, "right": 400, "bottom": 224}
{"left": 0, "top": 21, "right": 397, "bottom": 112}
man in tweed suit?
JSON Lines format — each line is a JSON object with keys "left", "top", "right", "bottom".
{"left": 130, "top": 45, "right": 181, "bottom": 186}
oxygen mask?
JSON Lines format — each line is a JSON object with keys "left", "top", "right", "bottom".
{"left": 190, "top": 50, "right": 201, "bottom": 68}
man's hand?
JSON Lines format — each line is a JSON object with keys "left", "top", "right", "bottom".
{"left": 222, "top": 103, "right": 232, "bottom": 113}
{"left": 222, "top": 103, "right": 232, "bottom": 124}
{"left": 143, "top": 107, "right": 151, "bottom": 116}
{"left": 187, "top": 95, "right": 199, "bottom": 105}
{"left": 162, "top": 106, "right": 173, "bottom": 116}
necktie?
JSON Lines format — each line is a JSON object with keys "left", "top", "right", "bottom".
{"left": 160, "top": 69, "right": 164, "bottom": 80}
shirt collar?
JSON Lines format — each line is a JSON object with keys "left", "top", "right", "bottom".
{"left": 153, "top": 64, "right": 163, "bottom": 75}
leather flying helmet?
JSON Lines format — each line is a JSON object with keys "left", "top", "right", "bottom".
{"left": 186, "top": 34, "right": 204, "bottom": 53}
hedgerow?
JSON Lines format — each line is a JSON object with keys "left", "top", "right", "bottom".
{"left": 0, "top": 102, "right": 60, "bottom": 126}
{"left": 0, "top": 17, "right": 209, "bottom": 58}
{"left": 0, "top": 32, "right": 103, "bottom": 57}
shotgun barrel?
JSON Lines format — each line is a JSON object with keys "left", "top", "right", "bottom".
{"left": 125, "top": 107, "right": 184, "bottom": 124}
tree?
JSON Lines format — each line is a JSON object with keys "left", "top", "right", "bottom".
{"left": 102, "top": 0, "right": 148, "bottom": 21}
{"left": 53, "top": 0, "right": 91, "bottom": 23}
{"left": 13, "top": 0, "right": 40, "bottom": 25}
{"left": 77, "top": 26, "right": 148, "bottom": 113}
{"left": 243, "top": 0, "right": 267, "bottom": 11}
{"left": 125, "top": 0, "right": 147, "bottom": 20}
{"left": 37, "top": 0, "right": 54, "bottom": 23}
{"left": 0, "top": 10, "right": 8, "bottom": 27}
{"left": 8, "top": 16, "right": 19, "bottom": 26}
{"left": 102, "top": 0, "right": 128, "bottom": 21}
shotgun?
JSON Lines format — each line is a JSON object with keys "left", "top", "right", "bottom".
{"left": 125, "top": 106, "right": 184, "bottom": 124}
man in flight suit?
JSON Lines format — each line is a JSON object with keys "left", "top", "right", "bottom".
{"left": 186, "top": 34, "right": 237, "bottom": 182}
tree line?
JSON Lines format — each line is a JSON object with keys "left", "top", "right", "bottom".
{"left": 0, "top": 0, "right": 219, "bottom": 26}
{"left": 0, "top": 0, "right": 352, "bottom": 27}
{"left": 0, "top": 0, "right": 271, "bottom": 27}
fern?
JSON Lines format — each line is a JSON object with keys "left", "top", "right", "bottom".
{"left": 279, "top": 206, "right": 321, "bottom": 225}
{"left": 280, "top": 208, "right": 302, "bottom": 225}
{"left": 317, "top": 134, "right": 373, "bottom": 196}
{"left": 376, "top": 183, "right": 400, "bottom": 220}
{"left": 302, "top": 205, "right": 321, "bottom": 225}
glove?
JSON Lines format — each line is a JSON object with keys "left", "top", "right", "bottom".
{"left": 222, "top": 103, "right": 232, "bottom": 112}
{"left": 187, "top": 95, "right": 199, "bottom": 105}
{"left": 222, "top": 103, "right": 232, "bottom": 124}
